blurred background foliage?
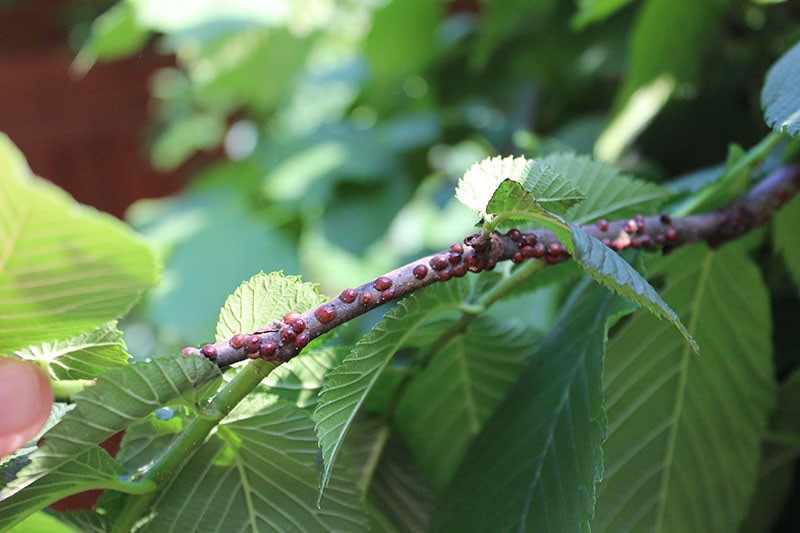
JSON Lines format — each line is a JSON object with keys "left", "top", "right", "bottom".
{"left": 65, "top": 0, "right": 799, "bottom": 356}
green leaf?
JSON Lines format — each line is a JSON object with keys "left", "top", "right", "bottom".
{"left": 73, "top": 1, "right": 150, "bottom": 73}
{"left": 456, "top": 155, "right": 584, "bottom": 219}
{"left": 0, "top": 355, "right": 221, "bottom": 498}
{"left": 566, "top": 222, "right": 698, "bottom": 352}
{"left": 8, "top": 511, "right": 80, "bottom": 533}
{"left": 367, "top": 434, "right": 435, "bottom": 532}
{"left": 313, "top": 281, "right": 470, "bottom": 499}
{"left": 774, "top": 194, "right": 800, "bottom": 292}
{"left": 364, "top": 0, "right": 441, "bottom": 82}
{"left": 593, "top": 243, "right": 775, "bottom": 531}
{"left": 431, "top": 281, "right": 632, "bottom": 531}
{"left": 0, "top": 134, "right": 159, "bottom": 354}
{"left": 215, "top": 271, "right": 323, "bottom": 341}
{"left": 572, "top": 0, "right": 638, "bottom": 28}
{"left": 542, "top": 153, "right": 672, "bottom": 224}
{"left": 740, "top": 369, "right": 800, "bottom": 532}
{"left": 595, "top": 0, "right": 725, "bottom": 161}
{"left": 0, "top": 447, "right": 123, "bottom": 531}
{"left": 14, "top": 322, "right": 129, "bottom": 381}
{"left": 261, "top": 346, "right": 349, "bottom": 408}
{"left": 394, "top": 316, "right": 538, "bottom": 489}
{"left": 762, "top": 40, "right": 800, "bottom": 137}
{"left": 116, "top": 411, "right": 187, "bottom": 473}
{"left": 140, "top": 396, "right": 367, "bottom": 532}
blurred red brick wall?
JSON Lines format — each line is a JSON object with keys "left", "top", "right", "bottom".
{"left": 0, "top": 0, "right": 187, "bottom": 218}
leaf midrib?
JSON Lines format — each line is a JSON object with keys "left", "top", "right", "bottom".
{"left": 653, "top": 251, "right": 712, "bottom": 530}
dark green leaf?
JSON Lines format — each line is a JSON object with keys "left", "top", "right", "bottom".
{"left": 394, "top": 316, "right": 538, "bottom": 489}
{"left": 313, "top": 281, "right": 470, "bottom": 499}
{"left": 431, "top": 281, "right": 631, "bottom": 531}
{"left": 566, "top": 222, "right": 697, "bottom": 351}
{"left": 774, "top": 194, "right": 800, "bottom": 293}
{"left": 594, "top": 243, "right": 775, "bottom": 531}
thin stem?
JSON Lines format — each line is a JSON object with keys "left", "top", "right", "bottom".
{"left": 50, "top": 379, "right": 95, "bottom": 402}
{"left": 112, "top": 360, "right": 276, "bottom": 533}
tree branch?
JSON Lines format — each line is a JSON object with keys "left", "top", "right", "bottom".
{"left": 187, "top": 164, "right": 800, "bottom": 369}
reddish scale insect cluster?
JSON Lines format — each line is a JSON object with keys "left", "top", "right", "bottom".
{"left": 505, "top": 228, "right": 568, "bottom": 266}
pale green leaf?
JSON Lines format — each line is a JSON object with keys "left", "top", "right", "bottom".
{"left": 456, "top": 155, "right": 584, "bottom": 219}
{"left": 594, "top": 243, "right": 775, "bottom": 531}
{"left": 431, "top": 281, "right": 631, "bottom": 531}
{"left": 762, "top": 40, "right": 800, "bottom": 137}
{"left": 0, "top": 134, "right": 159, "bottom": 354}
{"left": 774, "top": 194, "right": 800, "bottom": 292}
{"left": 14, "top": 322, "right": 129, "bottom": 380}
{"left": 0, "top": 447, "right": 123, "bottom": 531}
{"left": 543, "top": 153, "right": 671, "bottom": 224}
{"left": 566, "top": 222, "right": 697, "bottom": 352}
{"left": 73, "top": 1, "right": 150, "bottom": 73}
{"left": 140, "top": 396, "right": 367, "bottom": 532}
{"left": 215, "top": 271, "right": 322, "bottom": 341}
{"left": 8, "top": 511, "right": 81, "bottom": 533}
{"left": 394, "top": 316, "right": 538, "bottom": 489}
{"left": 0, "top": 355, "right": 221, "bottom": 498}
{"left": 313, "top": 281, "right": 470, "bottom": 498}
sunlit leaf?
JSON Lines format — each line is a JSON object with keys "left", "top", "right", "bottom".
{"left": 0, "top": 135, "right": 159, "bottom": 354}
{"left": 215, "top": 271, "right": 322, "bottom": 341}
{"left": 456, "top": 155, "right": 584, "bottom": 219}
{"left": 14, "top": 322, "right": 128, "bottom": 381}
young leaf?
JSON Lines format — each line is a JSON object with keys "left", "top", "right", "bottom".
{"left": 393, "top": 316, "right": 539, "bottom": 489}
{"left": 313, "top": 281, "right": 470, "bottom": 499}
{"left": 139, "top": 396, "right": 367, "bottom": 532}
{"left": 0, "top": 447, "right": 124, "bottom": 531}
{"left": 431, "top": 281, "right": 633, "bottom": 531}
{"left": 565, "top": 222, "right": 697, "bottom": 352}
{"left": 761, "top": 40, "right": 800, "bottom": 137}
{"left": 593, "top": 243, "right": 775, "bottom": 531}
{"left": 13, "top": 322, "right": 129, "bottom": 380}
{"left": 0, "top": 355, "right": 221, "bottom": 498}
{"left": 0, "top": 134, "right": 159, "bottom": 354}
{"left": 215, "top": 271, "right": 323, "bottom": 341}
{"left": 542, "top": 153, "right": 671, "bottom": 224}
{"left": 455, "top": 155, "right": 584, "bottom": 220}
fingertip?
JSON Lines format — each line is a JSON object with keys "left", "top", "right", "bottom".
{"left": 0, "top": 358, "right": 53, "bottom": 457}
